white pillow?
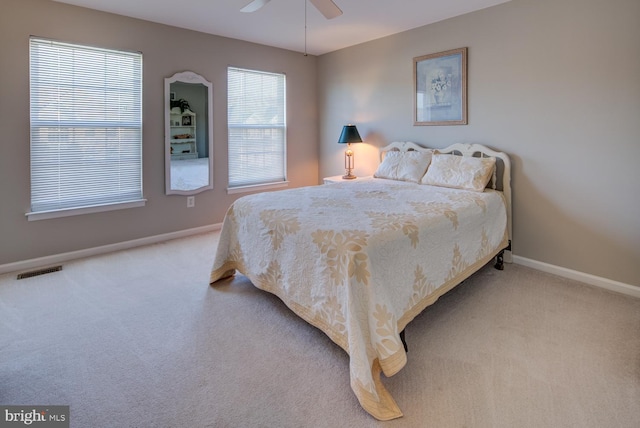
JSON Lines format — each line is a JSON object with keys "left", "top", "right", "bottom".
{"left": 374, "top": 150, "right": 432, "bottom": 183}
{"left": 420, "top": 153, "right": 495, "bottom": 192}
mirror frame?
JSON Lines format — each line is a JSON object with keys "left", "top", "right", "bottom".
{"left": 164, "top": 71, "right": 214, "bottom": 195}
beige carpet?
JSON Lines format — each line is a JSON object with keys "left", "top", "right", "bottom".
{"left": 1, "top": 231, "right": 638, "bottom": 428}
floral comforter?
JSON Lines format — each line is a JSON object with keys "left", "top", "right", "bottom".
{"left": 210, "top": 178, "right": 508, "bottom": 420}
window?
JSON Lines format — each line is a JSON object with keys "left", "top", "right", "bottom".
{"left": 227, "top": 67, "right": 286, "bottom": 190}
{"left": 28, "top": 38, "right": 144, "bottom": 220}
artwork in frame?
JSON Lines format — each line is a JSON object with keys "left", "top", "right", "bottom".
{"left": 414, "top": 47, "right": 467, "bottom": 126}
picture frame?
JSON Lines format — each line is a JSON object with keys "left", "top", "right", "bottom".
{"left": 170, "top": 92, "right": 176, "bottom": 101}
{"left": 414, "top": 47, "right": 467, "bottom": 126}
{"left": 181, "top": 115, "right": 192, "bottom": 126}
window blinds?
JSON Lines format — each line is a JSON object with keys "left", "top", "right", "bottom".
{"left": 29, "top": 38, "right": 143, "bottom": 214}
{"left": 227, "top": 67, "right": 286, "bottom": 188}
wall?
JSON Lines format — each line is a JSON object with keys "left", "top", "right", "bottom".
{"left": 0, "top": 0, "right": 318, "bottom": 265}
{"left": 317, "top": 0, "right": 640, "bottom": 286}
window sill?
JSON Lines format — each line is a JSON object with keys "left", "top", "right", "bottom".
{"left": 227, "top": 181, "right": 289, "bottom": 195}
{"left": 26, "top": 199, "right": 147, "bottom": 221}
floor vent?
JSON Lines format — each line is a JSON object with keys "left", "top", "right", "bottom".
{"left": 17, "top": 265, "right": 63, "bottom": 280}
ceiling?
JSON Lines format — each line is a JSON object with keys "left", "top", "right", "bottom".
{"left": 53, "top": 0, "right": 511, "bottom": 56}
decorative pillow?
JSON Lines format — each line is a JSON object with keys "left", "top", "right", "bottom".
{"left": 420, "top": 153, "right": 495, "bottom": 192}
{"left": 374, "top": 150, "right": 432, "bottom": 183}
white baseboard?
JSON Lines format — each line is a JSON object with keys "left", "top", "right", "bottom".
{"left": 512, "top": 255, "right": 640, "bottom": 299}
{"left": 0, "top": 223, "right": 222, "bottom": 276}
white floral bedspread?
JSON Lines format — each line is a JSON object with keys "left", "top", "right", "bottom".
{"left": 210, "top": 178, "right": 508, "bottom": 420}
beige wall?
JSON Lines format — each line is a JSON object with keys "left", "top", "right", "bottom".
{"left": 0, "top": 0, "right": 318, "bottom": 265}
{"left": 318, "top": 0, "right": 640, "bottom": 286}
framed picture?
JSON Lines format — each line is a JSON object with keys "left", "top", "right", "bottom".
{"left": 170, "top": 92, "right": 176, "bottom": 101}
{"left": 414, "top": 47, "right": 467, "bottom": 125}
{"left": 181, "top": 115, "right": 192, "bottom": 126}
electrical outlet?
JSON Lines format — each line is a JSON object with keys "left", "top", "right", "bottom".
{"left": 187, "top": 196, "right": 195, "bottom": 208}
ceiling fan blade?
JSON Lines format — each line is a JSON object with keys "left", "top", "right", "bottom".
{"left": 240, "top": 0, "right": 271, "bottom": 13}
{"left": 309, "top": 0, "right": 343, "bottom": 19}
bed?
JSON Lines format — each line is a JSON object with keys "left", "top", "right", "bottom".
{"left": 170, "top": 157, "right": 210, "bottom": 191}
{"left": 210, "top": 142, "right": 512, "bottom": 420}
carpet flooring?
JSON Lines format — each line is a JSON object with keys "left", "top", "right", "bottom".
{"left": 1, "top": 231, "right": 638, "bottom": 427}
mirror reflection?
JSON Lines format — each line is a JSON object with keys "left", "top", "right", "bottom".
{"left": 165, "top": 71, "right": 213, "bottom": 195}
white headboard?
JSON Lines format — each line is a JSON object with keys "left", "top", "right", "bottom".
{"left": 379, "top": 141, "right": 433, "bottom": 161}
{"left": 379, "top": 141, "right": 512, "bottom": 262}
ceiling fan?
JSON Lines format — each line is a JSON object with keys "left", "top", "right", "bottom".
{"left": 240, "top": 0, "right": 343, "bottom": 20}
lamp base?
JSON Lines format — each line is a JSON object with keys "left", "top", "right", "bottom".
{"left": 342, "top": 173, "right": 357, "bottom": 180}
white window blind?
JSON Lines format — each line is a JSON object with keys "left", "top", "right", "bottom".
{"left": 29, "top": 38, "right": 143, "bottom": 216}
{"left": 228, "top": 67, "right": 286, "bottom": 188}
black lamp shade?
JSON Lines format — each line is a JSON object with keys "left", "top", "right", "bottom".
{"left": 338, "top": 125, "right": 362, "bottom": 144}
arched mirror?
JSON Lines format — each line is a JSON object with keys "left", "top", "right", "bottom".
{"left": 165, "top": 71, "right": 213, "bottom": 195}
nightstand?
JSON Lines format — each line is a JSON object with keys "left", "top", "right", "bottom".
{"left": 323, "top": 175, "right": 370, "bottom": 184}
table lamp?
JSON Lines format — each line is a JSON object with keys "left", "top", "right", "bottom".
{"left": 337, "top": 124, "right": 362, "bottom": 179}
